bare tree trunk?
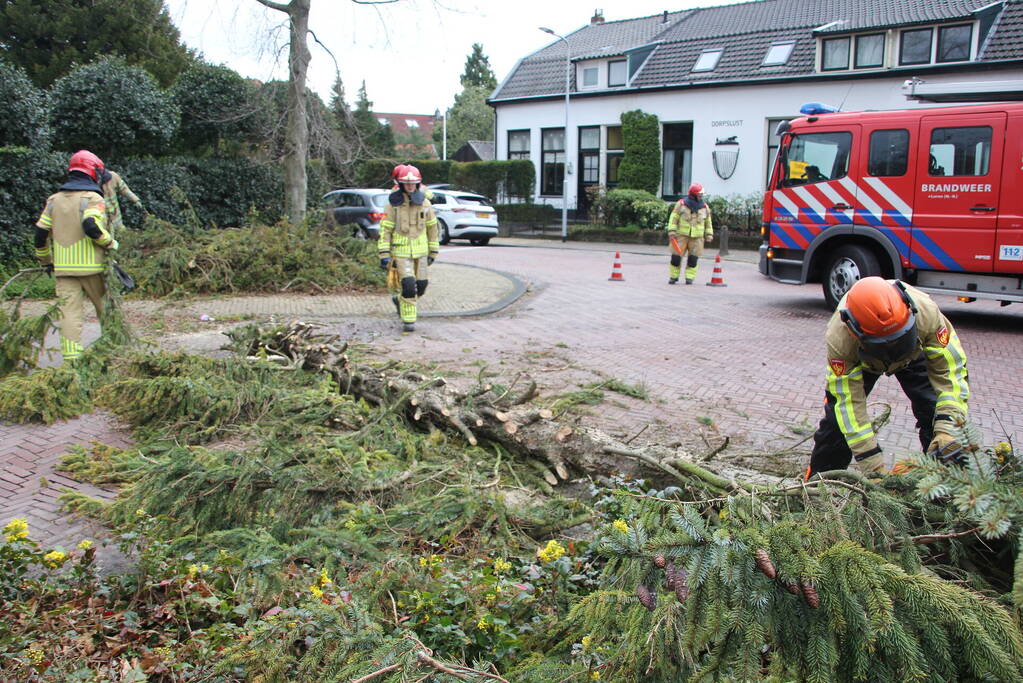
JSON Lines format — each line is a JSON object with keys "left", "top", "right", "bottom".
{"left": 255, "top": 0, "right": 310, "bottom": 222}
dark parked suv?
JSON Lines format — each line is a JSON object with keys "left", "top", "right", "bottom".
{"left": 322, "top": 189, "right": 390, "bottom": 240}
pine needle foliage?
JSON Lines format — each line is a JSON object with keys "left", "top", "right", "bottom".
{"left": 0, "top": 301, "right": 59, "bottom": 375}
{"left": 117, "top": 216, "right": 384, "bottom": 297}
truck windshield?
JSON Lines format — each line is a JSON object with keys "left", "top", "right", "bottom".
{"left": 779, "top": 131, "right": 852, "bottom": 187}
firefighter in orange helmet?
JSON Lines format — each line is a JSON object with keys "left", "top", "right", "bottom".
{"left": 667, "top": 183, "right": 713, "bottom": 284}
{"left": 806, "top": 277, "right": 970, "bottom": 478}
{"left": 377, "top": 164, "right": 439, "bottom": 332}
{"left": 33, "top": 150, "right": 118, "bottom": 362}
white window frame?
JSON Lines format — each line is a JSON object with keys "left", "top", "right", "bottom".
{"left": 581, "top": 66, "right": 599, "bottom": 87}
{"left": 692, "top": 49, "right": 723, "bottom": 73}
{"left": 608, "top": 59, "right": 627, "bottom": 87}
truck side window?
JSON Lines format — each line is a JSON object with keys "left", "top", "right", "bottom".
{"left": 868, "top": 129, "right": 909, "bottom": 176}
{"left": 779, "top": 131, "right": 852, "bottom": 188}
{"left": 929, "top": 126, "right": 992, "bottom": 177}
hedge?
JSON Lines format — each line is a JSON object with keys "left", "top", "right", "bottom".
{"left": 0, "top": 147, "right": 66, "bottom": 264}
{"left": 619, "top": 110, "right": 660, "bottom": 195}
{"left": 592, "top": 188, "right": 669, "bottom": 231}
{"left": 354, "top": 158, "right": 535, "bottom": 202}
{"left": 493, "top": 203, "right": 556, "bottom": 226}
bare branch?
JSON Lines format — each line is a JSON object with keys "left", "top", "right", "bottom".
{"left": 253, "top": 0, "right": 290, "bottom": 12}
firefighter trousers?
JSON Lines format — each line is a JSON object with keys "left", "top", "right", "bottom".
{"left": 55, "top": 274, "right": 106, "bottom": 361}
{"left": 669, "top": 236, "right": 704, "bottom": 282}
{"left": 389, "top": 256, "right": 429, "bottom": 324}
{"left": 807, "top": 355, "right": 936, "bottom": 475}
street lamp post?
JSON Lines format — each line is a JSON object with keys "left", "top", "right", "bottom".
{"left": 540, "top": 26, "right": 570, "bottom": 242}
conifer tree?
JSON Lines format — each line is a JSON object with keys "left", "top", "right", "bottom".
{"left": 461, "top": 42, "right": 498, "bottom": 89}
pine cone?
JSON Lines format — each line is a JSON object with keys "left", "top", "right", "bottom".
{"left": 673, "top": 567, "right": 690, "bottom": 604}
{"left": 636, "top": 584, "right": 657, "bottom": 611}
{"left": 665, "top": 562, "right": 677, "bottom": 590}
{"left": 783, "top": 580, "right": 801, "bottom": 596}
{"left": 754, "top": 549, "right": 776, "bottom": 579}
{"left": 801, "top": 581, "right": 820, "bottom": 609}
{"left": 653, "top": 553, "right": 667, "bottom": 569}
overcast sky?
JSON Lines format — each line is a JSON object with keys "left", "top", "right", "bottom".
{"left": 163, "top": 0, "right": 747, "bottom": 115}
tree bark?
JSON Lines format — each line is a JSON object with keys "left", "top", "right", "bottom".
{"left": 255, "top": 0, "right": 310, "bottom": 222}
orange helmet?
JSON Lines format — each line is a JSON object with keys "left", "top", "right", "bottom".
{"left": 68, "top": 150, "right": 104, "bottom": 182}
{"left": 688, "top": 183, "right": 704, "bottom": 196}
{"left": 840, "top": 277, "right": 919, "bottom": 363}
{"left": 394, "top": 164, "right": 422, "bottom": 184}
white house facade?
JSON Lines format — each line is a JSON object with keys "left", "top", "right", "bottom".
{"left": 489, "top": 0, "right": 1023, "bottom": 216}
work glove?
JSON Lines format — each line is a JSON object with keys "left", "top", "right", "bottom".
{"left": 852, "top": 451, "right": 885, "bottom": 476}
{"left": 927, "top": 432, "right": 963, "bottom": 466}
{"left": 44, "top": 263, "right": 54, "bottom": 276}
{"left": 379, "top": 257, "right": 391, "bottom": 271}
{"left": 427, "top": 254, "right": 436, "bottom": 266}
{"left": 135, "top": 201, "right": 145, "bottom": 213}
{"left": 705, "top": 233, "right": 714, "bottom": 244}
{"left": 107, "top": 239, "right": 119, "bottom": 252}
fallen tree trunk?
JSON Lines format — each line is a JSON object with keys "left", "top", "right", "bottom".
{"left": 228, "top": 322, "right": 781, "bottom": 491}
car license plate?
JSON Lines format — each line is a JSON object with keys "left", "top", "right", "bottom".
{"left": 475, "top": 212, "right": 489, "bottom": 218}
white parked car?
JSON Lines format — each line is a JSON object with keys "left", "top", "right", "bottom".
{"left": 428, "top": 189, "right": 499, "bottom": 246}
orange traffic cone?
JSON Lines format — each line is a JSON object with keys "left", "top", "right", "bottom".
{"left": 608, "top": 251, "right": 625, "bottom": 281}
{"left": 706, "top": 254, "right": 727, "bottom": 287}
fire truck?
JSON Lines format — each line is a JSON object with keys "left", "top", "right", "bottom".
{"left": 758, "top": 84, "right": 1023, "bottom": 309}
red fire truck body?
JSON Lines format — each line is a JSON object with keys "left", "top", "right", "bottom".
{"left": 758, "top": 101, "right": 1023, "bottom": 308}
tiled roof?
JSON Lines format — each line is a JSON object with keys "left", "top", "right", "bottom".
{"left": 492, "top": 0, "right": 1022, "bottom": 102}
{"left": 466, "top": 140, "right": 496, "bottom": 161}
{"left": 376, "top": 112, "right": 436, "bottom": 136}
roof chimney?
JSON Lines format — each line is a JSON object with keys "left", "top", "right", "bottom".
{"left": 591, "top": 9, "right": 604, "bottom": 24}
{"left": 662, "top": 10, "right": 669, "bottom": 23}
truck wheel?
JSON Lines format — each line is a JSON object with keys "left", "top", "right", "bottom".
{"left": 822, "top": 245, "right": 881, "bottom": 310}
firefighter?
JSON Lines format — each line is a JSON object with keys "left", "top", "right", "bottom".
{"left": 806, "top": 277, "right": 970, "bottom": 478}
{"left": 667, "top": 183, "right": 713, "bottom": 284}
{"left": 100, "top": 167, "right": 144, "bottom": 236}
{"left": 378, "top": 164, "right": 439, "bottom": 332}
{"left": 34, "top": 150, "right": 118, "bottom": 362}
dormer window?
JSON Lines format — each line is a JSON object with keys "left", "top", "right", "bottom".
{"left": 582, "top": 66, "right": 599, "bottom": 87}
{"left": 900, "top": 23, "right": 974, "bottom": 65}
{"left": 854, "top": 34, "right": 884, "bottom": 68}
{"left": 692, "top": 49, "right": 723, "bottom": 72}
{"left": 822, "top": 37, "right": 850, "bottom": 70}
{"left": 608, "top": 59, "right": 627, "bottom": 86}
{"left": 763, "top": 41, "right": 795, "bottom": 66}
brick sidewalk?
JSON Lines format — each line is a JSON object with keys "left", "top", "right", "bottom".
{"left": 0, "top": 413, "right": 133, "bottom": 568}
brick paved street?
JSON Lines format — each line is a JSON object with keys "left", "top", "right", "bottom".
{"left": 4, "top": 239, "right": 1022, "bottom": 553}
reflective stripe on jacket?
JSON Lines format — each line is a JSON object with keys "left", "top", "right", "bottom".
{"left": 823, "top": 282, "right": 969, "bottom": 457}
{"left": 36, "top": 191, "right": 111, "bottom": 276}
{"left": 102, "top": 171, "right": 139, "bottom": 233}
{"left": 668, "top": 201, "right": 712, "bottom": 239}
{"left": 378, "top": 195, "right": 439, "bottom": 259}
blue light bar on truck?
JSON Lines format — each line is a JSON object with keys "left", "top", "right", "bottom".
{"left": 799, "top": 102, "right": 840, "bottom": 115}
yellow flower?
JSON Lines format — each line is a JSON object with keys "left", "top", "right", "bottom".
{"left": 493, "top": 558, "right": 512, "bottom": 573}
{"left": 476, "top": 617, "right": 489, "bottom": 631}
{"left": 42, "top": 550, "right": 68, "bottom": 568}
{"left": 135, "top": 508, "right": 146, "bottom": 517}
{"left": 201, "top": 563, "right": 210, "bottom": 573}
{"left": 3, "top": 518, "right": 29, "bottom": 542}
{"left": 317, "top": 568, "right": 332, "bottom": 586}
{"left": 612, "top": 519, "right": 629, "bottom": 534}
{"left": 24, "top": 648, "right": 44, "bottom": 664}
{"left": 590, "top": 671, "right": 601, "bottom": 680}
{"left": 581, "top": 635, "right": 593, "bottom": 651}
{"left": 77, "top": 539, "right": 93, "bottom": 550}
{"left": 309, "top": 584, "right": 324, "bottom": 599}
{"left": 537, "top": 540, "right": 566, "bottom": 563}
{"left": 187, "top": 564, "right": 201, "bottom": 578}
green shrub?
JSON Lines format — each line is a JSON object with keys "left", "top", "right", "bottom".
{"left": 494, "top": 203, "right": 556, "bottom": 226}
{"left": 49, "top": 57, "right": 179, "bottom": 157}
{"left": 353, "top": 159, "right": 454, "bottom": 189}
{"left": 449, "top": 160, "right": 535, "bottom": 202}
{"left": 172, "top": 63, "right": 260, "bottom": 152}
{"left": 595, "top": 188, "right": 667, "bottom": 230}
{"left": 0, "top": 147, "right": 66, "bottom": 265}
{"left": 619, "top": 110, "right": 660, "bottom": 194}
{"left": 705, "top": 192, "right": 763, "bottom": 235}
{"left": 0, "top": 60, "right": 50, "bottom": 149}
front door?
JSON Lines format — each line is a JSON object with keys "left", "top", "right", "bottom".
{"left": 912, "top": 112, "right": 1005, "bottom": 273}
{"left": 577, "top": 127, "right": 600, "bottom": 220}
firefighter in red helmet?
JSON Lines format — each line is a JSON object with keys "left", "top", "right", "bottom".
{"left": 377, "top": 164, "right": 439, "bottom": 332}
{"left": 33, "top": 150, "right": 118, "bottom": 362}
{"left": 806, "top": 277, "right": 970, "bottom": 478}
{"left": 667, "top": 183, "right": 713, "bottom": 284}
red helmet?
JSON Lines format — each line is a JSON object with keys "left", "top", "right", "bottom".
{"left": 840, "top": 277, "right": 919, "bottom": 363}
{"left": 688, "top": 183, "right": 704, "bottom": 196}
{"left": 69, "top": 150, "right": 105, "bottom": 181}
{"left": 394, "top": 164, "right": 422, "bottom": 184}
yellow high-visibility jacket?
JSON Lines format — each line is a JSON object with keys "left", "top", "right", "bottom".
{"left": 823, "top": 283, "right": 969, "bottom": 458}
{"left": 668, "top": 201, "right": 713, "bottom": 240}
{"left": 378, "top": 193, "right": 439, "bottom": 259}
{"left": 35, "top": 191, "right": 113, "bottom": 276}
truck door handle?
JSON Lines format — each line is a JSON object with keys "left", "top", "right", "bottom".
{"left": 970, "top": 205, "right": 996, "bottom": 212}
{"left": 830, "top": 203, "right": 852, "bottom": 211}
